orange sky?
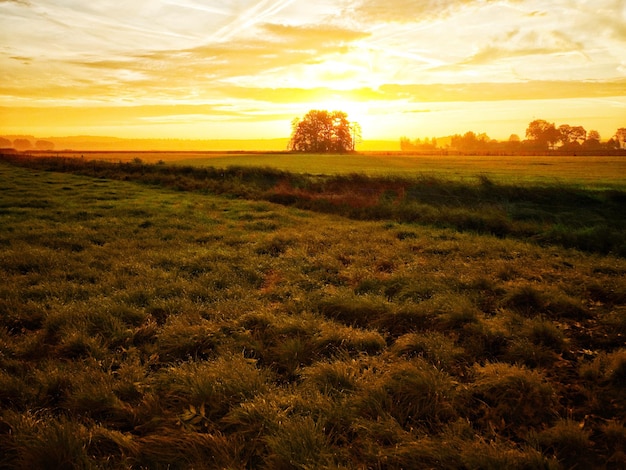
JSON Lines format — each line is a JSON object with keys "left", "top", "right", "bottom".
{"left": 1, "top": 0, "right": 625, "bottom": 143}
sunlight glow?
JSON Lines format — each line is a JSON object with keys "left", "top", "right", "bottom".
{"left": 0, "top": 0, "right": 624, "bottom": 145}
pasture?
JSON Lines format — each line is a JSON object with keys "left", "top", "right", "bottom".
{"left": 47, "top": 151, "right": 626, "bottom": 187}
{"left": 0, "top": 153, "right": 625, "bottom": 468}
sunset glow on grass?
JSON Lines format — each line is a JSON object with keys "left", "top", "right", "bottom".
{"left": 1, "top": 1, "right": 625, "bottom": 143}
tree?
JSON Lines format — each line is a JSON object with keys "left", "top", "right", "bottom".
{"left": 350, "top": 122, "right": 362, "bottom": 151}
{"left": 558, "top": 124, "right": 586, "bottom": 147}
{"left": 615, "top": 128, "right": 626, "bottom": 149}
{"left": 289, "top": 110, "right": 356, "bottom": 153}
{"left": 0, "top": 137, "right": 11, "bottom": 148}
{"left": 35, "top": 140, "right": 55, "bottom": 151}
{"left": 13, "top": 138, "right": 32, "bottom": 151}
{"left": 451, "top": 131, "right": 492, "bottom": 153}
{"left": 525, "top": 119, "right": 559, "bottom": 150}
{"left": 583, "top": 130, "right": 601, "bottom": 148}
{"left": 587, "top": 130, "right": 600, "bottom": 142}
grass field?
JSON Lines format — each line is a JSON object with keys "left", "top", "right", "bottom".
{"left": 1, "top": 155, "right": 625, "bottom": 468}
{"left": 47, "top": 151, "right": 626, "bottom": 187}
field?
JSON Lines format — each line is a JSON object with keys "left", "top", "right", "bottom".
{"left": 46, "top": 151, "right": 626, "bottom": 187}
{"left": 1, "top": 153, "right": 626, "bottom": 469}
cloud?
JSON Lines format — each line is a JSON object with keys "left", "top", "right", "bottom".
{"left": 0, "top": 103, "right": 245, "bottom": 128}
{"left": 261, "top": 23, "right": 370, "bottom": 45}
{"left": 214, "top": 85, "right": 386, "bottom": 104}
{"left": 461, "top": 29, "right": 587, "bottom": 66}
{"left": 208, "top": 0, "right": 299, "bottom": 42}
{"left": 65, "top": 21, "right": 370, "bottom": 98}
{"left": 348, "top": 0, "right": 521, "bottom": 23}
{"left": 377, "top": 79, "right": 626, "bottom": 102}
{"left": 9, "top": 56, "right": 31, "bottom": 63}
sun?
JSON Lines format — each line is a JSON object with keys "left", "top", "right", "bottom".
{"left": 309, "top": 96, "right": 369, "bottom": 123}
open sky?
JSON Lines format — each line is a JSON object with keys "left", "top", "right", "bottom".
{"left": 1, "top": 0, "right": 625, "bottom": 143}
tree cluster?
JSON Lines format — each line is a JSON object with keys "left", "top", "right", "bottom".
{"left": 289, "top": 110, "right": 360, "bottom": 153}
{"left": 402, "top": 121, "right": 626, "bottom": 154}
{"left": 400, "top": 136, "right": 438, "bottom": 152}
{"left": 525, "top": 120, "right": 626, "bottom": 151}
{"left": 0, "top": 137, "right": 55, "bottom": 151}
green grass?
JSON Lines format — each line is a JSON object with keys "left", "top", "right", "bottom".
{"left": 1, "top": 158, "right": 626, "bottom": 468}
{"left": 4, "top": 153, "right": 626, "bottom": 256}
{"left": 53, "top": 150, "right": 626, "bottom": 187}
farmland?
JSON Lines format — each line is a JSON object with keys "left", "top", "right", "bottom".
{"left": 39, "top": 151, "right": 626, "bottom": 186}
{"left": 0, "top": 153, "right": 625, "bottom": 469}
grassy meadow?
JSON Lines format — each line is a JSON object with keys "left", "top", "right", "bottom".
{"left": 44, "top": 151, "right": 626, "bottom": 187}
{"left": 1, "top": 154, "right": 626, "bottom": 468}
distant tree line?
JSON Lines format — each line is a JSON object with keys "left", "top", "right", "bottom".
{"left": 401, "top": 120, "right": 626, "bottom": 154}
{"left": 0, "top": 137, "right": 55, "bottom": 151}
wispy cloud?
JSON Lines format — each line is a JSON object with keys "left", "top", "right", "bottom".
{"left": 378, "top": 79, "right": 626, "bottom": 102}
{"left": 461, "top": 29, "right": 588, "bottom": 66}
{"left": 208, "top": 0, "right": 298, "bottom": 42}
{"left": 347, "top": 0, "right": 523, "bottom": 23}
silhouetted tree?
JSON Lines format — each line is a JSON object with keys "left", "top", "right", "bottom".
{"left": 583, "top": 130, "right": 601, "bottom": 149}
{"left": 289, "top": 110, "right": 355, "bottom": 152}
{"left": 350, "top": 122, "right": 362, "bottom": 151}
{"left": 35, "top": 140, "right": 55, "bottom": 151}
{"left": 13, "top": 138, "right": 32, "bottom": 151}
{"left": 525, "top": 119, "right": 559, "bottom": 150}
{"left": 451, "top": 131, "right": 492, "bottom": 153}
{"left": 615, "top": 128, "right": 626, "bottom": 149}
{"left": 0, "top": 137, "right": 11, "bottom": 148}
{"left": 400, "top": 136, "right": 438, "bottom": 151}
{"left": 558, "top": 124, "right": 586, "bottom": 148}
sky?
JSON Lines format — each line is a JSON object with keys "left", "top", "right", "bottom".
{"left": 1, "top": 0, "right": 625, "bottom": 144}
